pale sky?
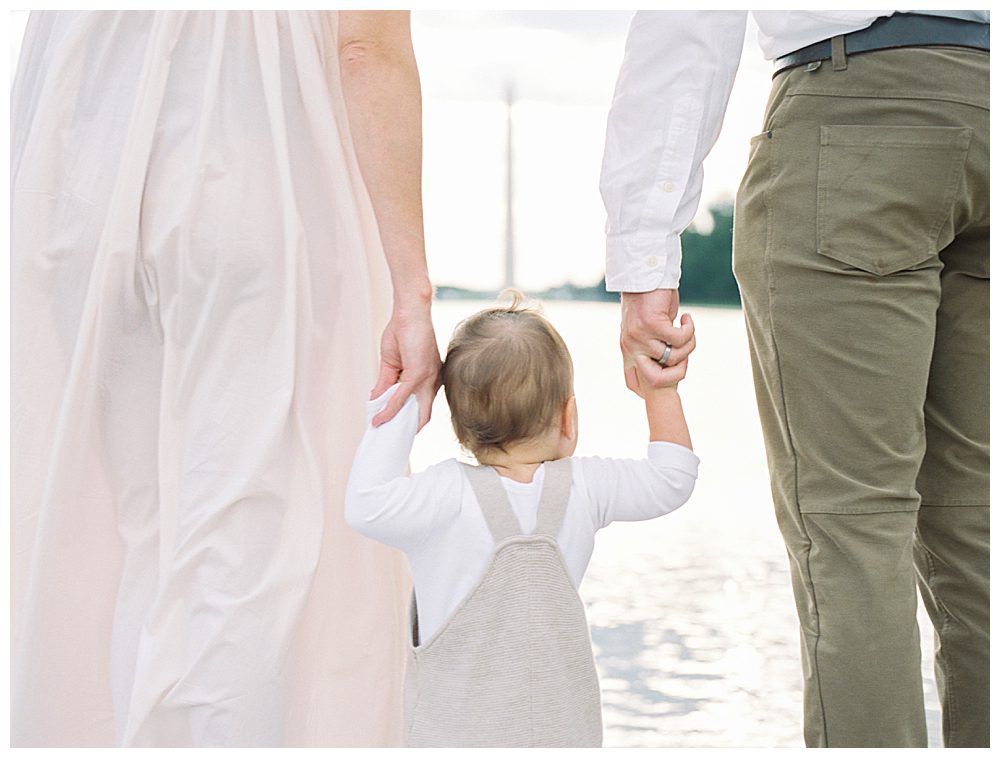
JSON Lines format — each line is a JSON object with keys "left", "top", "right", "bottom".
{"left": 412, "top": 11, "right": 774, "bottom": 290}
{"left": 9, "top": 10, "right": 775, "bottom": 291}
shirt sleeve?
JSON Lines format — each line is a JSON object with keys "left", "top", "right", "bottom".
{"left": 576, "top": 441, "right": 700, "bottom": 529}
{"left": 600, "top": 10, "right": 748, "bottom": 293}
{"left": 343, "top": 385, "right": 457, "bottom": 551}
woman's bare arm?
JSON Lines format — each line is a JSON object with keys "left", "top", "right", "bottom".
{"left": 339, "top": 10, "right": 440, "bottom": 428}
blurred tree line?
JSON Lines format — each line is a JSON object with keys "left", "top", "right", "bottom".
{"left": 577, "top": 201, "right": 741, "bottom": 306}
{"left": 675, "top": 202, "right": 741, "bottom": 307}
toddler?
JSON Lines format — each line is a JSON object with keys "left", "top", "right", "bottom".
{"left": 345, "top": 295, "right": 698, "bottom": 748}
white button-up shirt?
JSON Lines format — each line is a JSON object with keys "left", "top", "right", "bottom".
{"left": 600, "top": 9, "right": 990, "bottom": 292}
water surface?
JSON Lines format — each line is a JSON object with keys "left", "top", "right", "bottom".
{"left": 412, "top": 300, "right": 942, "bottom": 748}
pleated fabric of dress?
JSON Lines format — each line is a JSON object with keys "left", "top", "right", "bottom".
{"left": 11, "top": 10, "right": 410, "bottom": 747}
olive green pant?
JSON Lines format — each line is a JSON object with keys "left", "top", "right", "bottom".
{"left": 732, "top": 45, "right": 989, "bottom": 748}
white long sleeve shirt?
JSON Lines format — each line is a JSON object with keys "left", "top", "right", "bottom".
{"left": 345, "top": 386, "right": 699, "bottom": 643}
{"left": 600, "top": 9, "right": 990, "bottom": 292}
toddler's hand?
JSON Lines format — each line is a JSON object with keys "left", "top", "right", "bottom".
{"left": 630, "top": 355, "right": 688, "bottom": 399}
{"left": 622, "top": 313, "right": 695, "bottom": 398}
{"left": 625, "top": 313, "right": 694, "bottom": 399}
{"left": 636, "top": 351, "right": 693, "bottom": 449}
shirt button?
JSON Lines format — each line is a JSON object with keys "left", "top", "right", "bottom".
{"left": 662, "top": 181, "right": 676, "bottom": 193}
{"left": 646, "top": 256, "right": 658, "bottom": 267}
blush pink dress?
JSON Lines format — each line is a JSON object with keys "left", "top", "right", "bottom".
{"left": 11, "top": 10, "right": 410, "bottom": 747}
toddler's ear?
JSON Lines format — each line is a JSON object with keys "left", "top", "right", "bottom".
{"left": 561, "top": 396, "right": 578, "bottom": 440}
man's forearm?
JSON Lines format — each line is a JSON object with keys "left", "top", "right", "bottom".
{"left": 600, "top": 11, "right": 747, "bottom": 294}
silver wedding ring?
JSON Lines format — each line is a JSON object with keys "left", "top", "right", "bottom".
{"left": 657, "top": 343, "right": 672, "bottom": 368}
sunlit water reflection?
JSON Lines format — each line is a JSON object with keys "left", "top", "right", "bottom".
{"left": 411, "top": 299, "right": 942, "bottom": 748}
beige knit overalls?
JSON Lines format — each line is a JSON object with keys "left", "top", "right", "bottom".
{"left": 403, "top": 458, "right": 603, "bottom": 747}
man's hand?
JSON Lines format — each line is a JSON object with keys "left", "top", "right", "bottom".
{"left": 370, "top": 304, "right": 441, "bottom": 429}
{"left": 620, "top": 289, "right": 696, "bottom": 395}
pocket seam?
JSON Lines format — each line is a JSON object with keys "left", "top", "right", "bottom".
{"left": 816, "top": 126, "right": 972, "bottom": 275}
{"left": 927, "top": 130, "right": 973, "bottom": 252}
{"left": 799, "top": 503, "right": 921, "bottom": 515}
{"left": 820, "top": 125, "right": 973, "bottom": 149}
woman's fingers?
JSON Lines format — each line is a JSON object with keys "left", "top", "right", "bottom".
{"left": 372, "top": 368, "right": 438, "bottom": 428}
{"left": 369, "top": 360, "right": 400, "bottom": 400}
{"left": 415, "top": 383, "right": 436, "bottom": 430}
{"left": 370, "top": 309, "right": 441, "bottom": 427}
{"left": 371, "top": 382, "right": 412, "bottom": 427}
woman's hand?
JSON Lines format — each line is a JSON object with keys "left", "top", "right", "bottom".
{"left": 370, "top": 301, "right": 441, "bottom": 429}
{"left": 339, "top": 12, "right": 439, "bottom": 428}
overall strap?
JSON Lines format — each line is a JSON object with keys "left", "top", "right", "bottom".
{"left": 461, "top": 463, "right": 523, "bottom": 544}
{"left": 533, "top": 458, "right": 573, "bottom": 539}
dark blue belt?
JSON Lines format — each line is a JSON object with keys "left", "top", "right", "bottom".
{"left": 774, "top": 13, "right": 990, "bottom": 76}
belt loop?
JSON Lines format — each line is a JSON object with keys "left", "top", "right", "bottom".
{"left": 831, "top": 34, "right": 848, "bottom": 70}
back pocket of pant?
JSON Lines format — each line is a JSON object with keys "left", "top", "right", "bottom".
{"left": 817, "top": 125, "right": 971, "bottom": 275}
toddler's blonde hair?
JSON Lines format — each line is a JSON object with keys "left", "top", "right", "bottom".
{"left": 442, "top": 290, "right": 574, "bottom": 460}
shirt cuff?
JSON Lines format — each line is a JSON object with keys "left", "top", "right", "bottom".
{"left": 605, "top": 233, "right": 683, "bottom": 292}
{"left": 647, "top": 440, "right": 700, "bottom": 474}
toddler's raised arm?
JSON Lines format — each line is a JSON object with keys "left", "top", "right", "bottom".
{"left": 580, "top": 336, "right": 697, "bottom": 526}
{"left": 644, "top": 387, "right": 692, "bottom": 449}
{"left": 344, "top": 384, "right": 452, "bottom": 550}
{"left": 577, "top": 443, "right": 698, "bottom": 529}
